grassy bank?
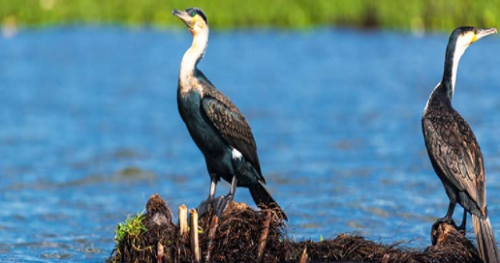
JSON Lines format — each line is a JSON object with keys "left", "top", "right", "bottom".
{"left": 1, "top": 0, "right": 500, "bottom": 31}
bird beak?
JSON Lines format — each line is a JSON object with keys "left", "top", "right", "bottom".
{"left": 474, "top": 28, "right": 497, "bottom": 42}
{"left": 172, "top": 9, "right": 194, "bottom": 29}
{"left": 172, "top": 9, "right": 181, "bottom": 16}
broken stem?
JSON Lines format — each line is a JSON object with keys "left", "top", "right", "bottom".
{"left": 179, "top": 204, "right": 188, "bottom": 237}
{"left": 189, "top": 209, "right": 201, "bottom": 262}
{"left": 298, "top": 245, "right": 308, "bottom": 263}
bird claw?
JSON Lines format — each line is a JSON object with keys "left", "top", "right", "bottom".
{"left": 213, "top": 194, "right": 233, "bottom": 217}
{"left": 197, "top": 197, "right": 215, "bottom": 217}
{"left": 434, "top": 217, "right": 455, "bottom": 227}
{"left": 197, "top": 195, "right": 234, "bottom": 218}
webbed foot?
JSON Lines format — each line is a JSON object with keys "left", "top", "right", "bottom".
{"left": 213, "top": 194, "right": 234, "bottom": 217}
{"left": 197, "top": 197, "right": 215, "bottom": 217}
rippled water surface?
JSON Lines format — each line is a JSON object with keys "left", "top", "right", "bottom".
{"left": 2, "top": 27, "right": 500, "bottom": 262}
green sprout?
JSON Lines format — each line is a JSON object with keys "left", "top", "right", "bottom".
{"left": 115, "top": 210, "right": 148, "bottom": 243}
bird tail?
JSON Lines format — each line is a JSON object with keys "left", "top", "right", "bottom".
{"left": 472, "top": 213, "right": 500, "bottom": 263}
{"left": 249, "top": 182, "right": 288, "bottom": 221}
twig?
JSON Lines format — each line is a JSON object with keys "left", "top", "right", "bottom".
{"left": 298, "top": 245, "right": 308, "bottom": 263}
{"left": 205, "top": 214, "right": 219, "bottom": 262}
{"left": 157, "top": 242, "right": 164, "bottom": 263}
{"left": 257, "top": 210, "right": 272, "bottom": 261}
{"left": 189, "top": 209, "right": 201, "bottom": 262}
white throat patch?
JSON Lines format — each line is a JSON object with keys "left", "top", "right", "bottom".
{"left": 448, "top": 36, "right": 471, "bottom": 100}
{"left": 179, "top": 28, "right": 209, "bottom": 82}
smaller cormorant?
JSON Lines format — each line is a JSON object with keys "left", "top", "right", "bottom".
{"left": 172, "top": 7, "right": 287, "bottom": 220}
{"left": 422, "top": 26, "right": 498, "bottom": 263}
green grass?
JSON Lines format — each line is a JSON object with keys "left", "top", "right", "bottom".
{"left": 1, "top": 0, "right": 500, "bottom": 31}
{"left": 115, "top": 211, "right": 147, "bottom": 244}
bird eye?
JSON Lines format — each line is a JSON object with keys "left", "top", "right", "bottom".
{"left": 190, "top": 11, "right": 196, "bottom": 17}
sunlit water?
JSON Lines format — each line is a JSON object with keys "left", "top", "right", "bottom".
{"left": 1, "top": 27, "right": 500, "bottom": 262}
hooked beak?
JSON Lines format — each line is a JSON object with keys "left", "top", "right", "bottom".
{"left": 475, "top": 28, "right": 497, "bottom": 42}
{"left": 172, "top": 9, "right": 190, "bottom": 23}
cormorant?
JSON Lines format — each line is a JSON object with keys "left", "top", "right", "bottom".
{"left": 172, "top": 7, "right": 287, "bottom": 220}
{"left": 422, "top": 26, "right": 498, "bottom": 263}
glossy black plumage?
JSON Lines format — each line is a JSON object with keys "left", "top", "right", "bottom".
{"left": 178, "top": 69, "right": 286, "bottom": 220}
{"left": 174, "top": 7, "right": 286, "bottom": 220}
{"left": 201, "top": 83, "right": 263, "bottom": 178}
{"left": 422, "top": 85, "right": 484, "bottom": 215}
{"left": 422, "top": 26, "right": 499, "bottom": 263}
{"left": 185, "top": 8, "right": 207, "bottom": 24}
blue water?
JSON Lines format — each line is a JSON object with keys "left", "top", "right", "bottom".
{"left": 1, "top": 27, "right": 500, "bottom": 262}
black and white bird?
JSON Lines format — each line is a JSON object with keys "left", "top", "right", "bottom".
{"left": 422, "top": 26, "right": 498, "bottom": 263}
{"left": 172, "top": 7, "right": 287, "bottom": 220}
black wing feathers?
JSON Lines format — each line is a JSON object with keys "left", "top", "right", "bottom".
{"left": 201, "top": 84, "right": 263, "bottom": 178}
{"left": 423, "top": 107, "right": 485, "bottom": 209}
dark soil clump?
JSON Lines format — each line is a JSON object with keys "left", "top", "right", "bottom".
{"left": 107, "top": 194, "right": 483, "bottom": 263}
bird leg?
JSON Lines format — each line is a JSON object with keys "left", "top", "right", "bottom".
{"left": 457, "top": 208, "right": 467, "bottom": 231}
{"left": 439, "top": 202, "right": 456, "bottom": 224}
{"left": 432, "top": 202, "right": 456, "bottom": 228}
{"left": 214, "top": 176, "right": 238, "bottom": 217}
{"left": 432, "top": 202, "right": 457, "bottom": 233}
{"left": 197, "top": 177, "right": 217, "bottom": 217}
{"left": 431, "top": 202, "right": 458, "bottom": 245}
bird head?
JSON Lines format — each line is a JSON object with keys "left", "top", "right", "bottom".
{"left": 172, "top": 8, "right": 208, "bottom": 36}
{"left": 449, "top": 26, "right": 496, "bottom": 52}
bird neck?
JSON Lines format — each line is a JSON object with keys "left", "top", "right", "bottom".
{"left": 441, "top": 40, "right": 466, "bottom": 102}
{"left": 426, "top": 82, "right": 452, "bottom": 111}
{"left": 180, "top": 29, "right": 209, "bottom": 81}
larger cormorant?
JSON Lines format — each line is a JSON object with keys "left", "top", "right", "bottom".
{"left": 422, "top": 26, "right": 498, "bottom": 263}
{"left": 172, "top": 7, "right": 287, "bottom": 220}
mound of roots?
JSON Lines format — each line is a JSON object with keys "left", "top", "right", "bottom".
{"left": 107, "top": 194, "right": 483, "bottom": 263}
